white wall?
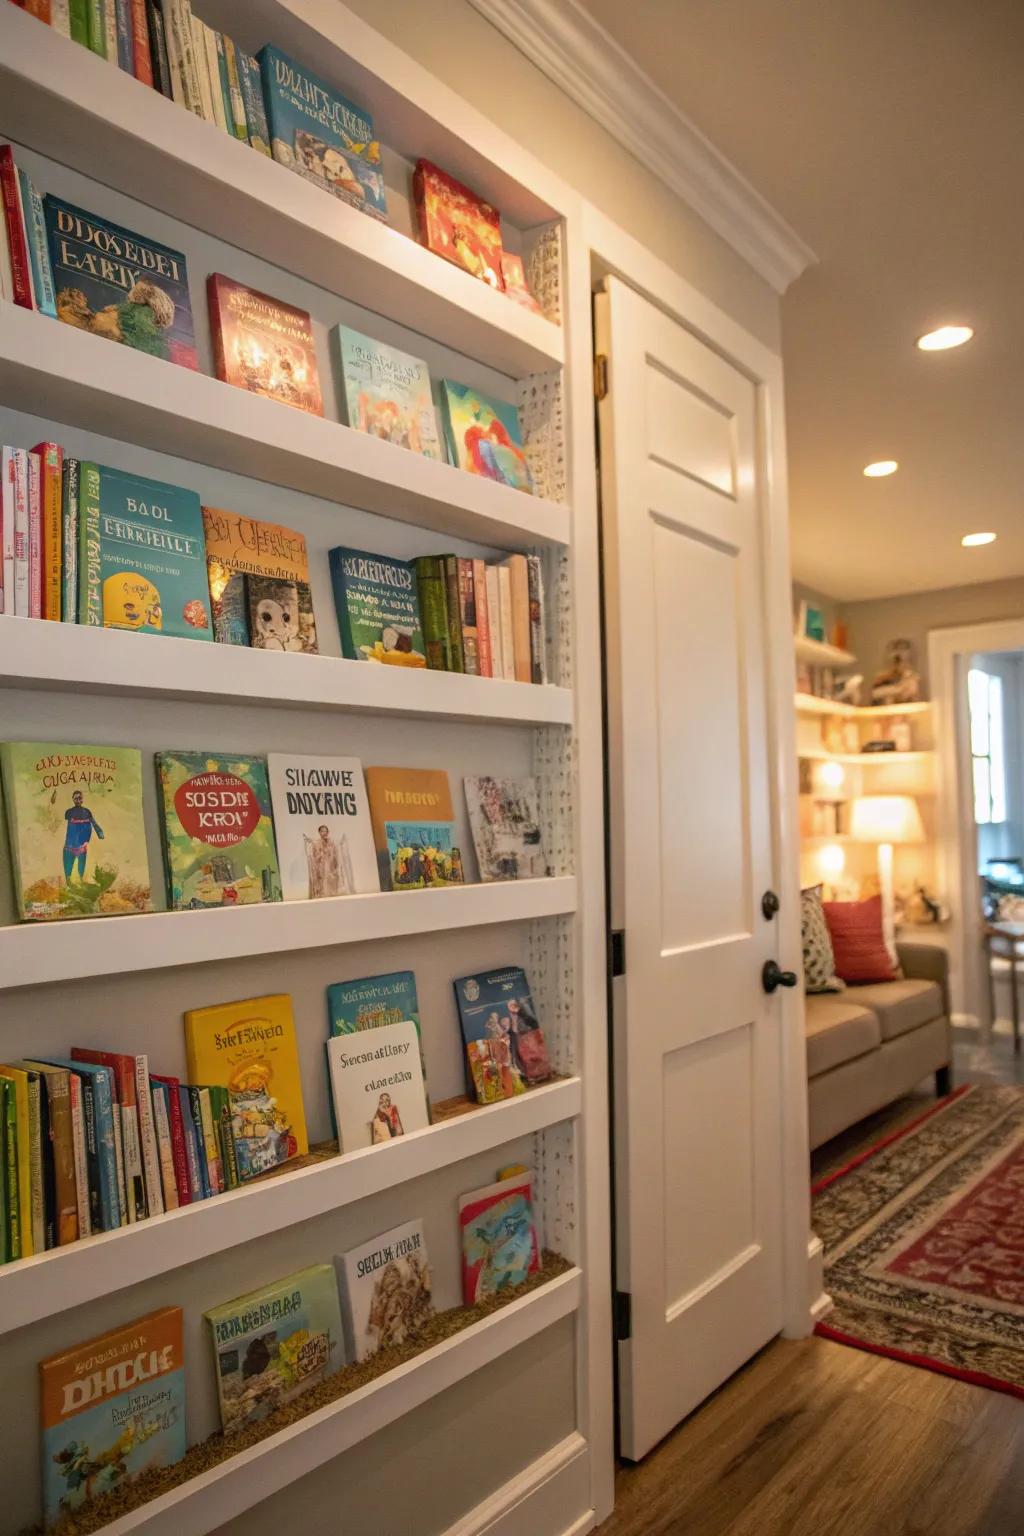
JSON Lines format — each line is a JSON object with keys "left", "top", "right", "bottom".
{"left": 973, "top": 651, "right": 1024, "bottom": 871}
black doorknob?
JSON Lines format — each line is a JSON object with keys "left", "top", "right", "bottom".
{"left": 761, "top": 890, "right": 781, "bottom": 920}
{"left": 763, "top": 960, "right": 798, "bottom": 994}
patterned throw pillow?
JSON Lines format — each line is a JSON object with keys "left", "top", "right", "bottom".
{"left": 801, "top": 885, "right": 845, "bottom": 993}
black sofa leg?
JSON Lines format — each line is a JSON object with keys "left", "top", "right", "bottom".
{"left": 936, "top": 1065, "right": 952, "bottom": 1098}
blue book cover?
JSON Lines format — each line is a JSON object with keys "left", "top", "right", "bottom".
{"left": 329, "top": 546, "right": 426, "bottom": 665}
{"left": 18, "top": 169, "right": 57, "bottom": 318}
{"left": 237, "top": 48, "right": 271, "bottom": 155}
{"left": 114, "top": 0, "right": 133, "bottom": 70}
{"left": 44, "top": 1059, "right": 120, "bottom": 1231}
{"left": 453, "top": 966, "right": 552, "bottom": 1098}
{"left": 258, "top": 45, "right": 387, "bottom": 221}
{"left": 44, "top": 194, "right": 199, "bottom": 370}
{"left": 181, "top": 1086, "right": 208, "bottom": 1200}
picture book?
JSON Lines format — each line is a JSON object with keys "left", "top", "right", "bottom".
{"left": 40, "top": 1307, "right": 185, "bottom": 1527}
{"left": 71, "top": 1049, "right": 147, "bottom": 1224}
{"left": 45, "top": 1059, "right": 120, "bottom": 1233}
{"left": 205, "top": 1263, "right": 342, "bottom": 1433}
{"left": 453, "top": 966, "right": 551, "bottom": 1099}
{"left": 259, "top": 46, "right": 387, "bottom": 221}
{"left": 78, "top": 462, "right": 213, "bottom": 640}
{"left": 335, "top": 1219, "right": 433, "bottom": 1363}
{"left": 329, "top": 546, "right": 426, "bottom": 666}
{"left": 334, "top": 326, "right": 442, "bottom": 459}
{"left": 267, "top": 753, "right": 378, "bottom": 901}
{"left": 0, "top": 1064, "right": 33, "bottom": 1256}
{"left": 327, "top": 970, "right": 420, "bottom": 1038}
{"left": 184, "top": 993, "right": 308, "bottom": 1179}
{"left": 500, "top": 251, "right": 543, "bottom": 315}
{"left": 201, "top": 506, "right": 317, "bottom": 653}
{"left": 207, "top": 274, "right": 323, "bottom": 416}
{"left": 364, "top": 767, "right": 463, "bottom": 890}
{"left": 156, "top": 750, "right": 281, "bottom": 909}
{"left": 459, "top": 1171, "right": 539, "bottom": 1304}
{"left": 413, "top": 159, "right": 504, "bottom": 290}
{"left": 439, "top": 381, "right": 532, "bottom": 493}
{"left": 464, "top": 776, "right": 548, "bottom": 881}
{"left": 44, "top": 194, "right": 199, "bottom": 369}
{"left": 0, "top": 741, "right": 151, "bottom": 922}
{"left": 327, "top": 1018, "right": 429, "bottom": 1155}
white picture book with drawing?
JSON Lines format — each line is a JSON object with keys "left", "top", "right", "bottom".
{"left": 326, "top": 1018, "right": 429, "bottom": 1154}
{"left": 267, "top": 754, "right": 378, "bottom": 902}
{"left": 334, "top": 1218, "right": 434, "bottom": 1362}
{"left": 463, "top": 775, "right": 549, "bottom": 881}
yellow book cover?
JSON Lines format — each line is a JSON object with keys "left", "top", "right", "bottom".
{"left": 183, "top": 995, "right": 307, "bottom": 1180}
{"left": 0, "top": 1064, "right": 33, "bottom": 1257}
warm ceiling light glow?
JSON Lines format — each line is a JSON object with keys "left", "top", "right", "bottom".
{"left": 863, "top": 460, "right": 899, "bottom": 478}
{"left": 917, "top": 325, "right": 974, "bottom": 352}
{"left": 962, "top": 531, "right": 997, "bottom": 547}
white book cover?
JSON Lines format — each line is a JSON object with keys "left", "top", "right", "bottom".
{"left": 464, "top": 776, "right": 549, "bottom": 881}
{"left": 50, "top": 0, "right": 71, "bottom": 36}
{"left": 496, "top": 563, "right": 516, "bottom": 681}
{"left": 335, "top": 1218, "right": 433, "bottom": 1362}
{"left": 110, "top": 1102, "right": 128, "bottom": 1227}
{"left": 1, "top": 447, "right": 16, "bottom": 614}
{"left": 67, "top": 1073, "right": 91, "bottom": 1240}
{"left": 151, "top": 1084, "right": 180, "bottom": 1211}
{"left": 134, "top": 1055, "right": 164, "bottom": 1217}
{"left": 327, "top": 1018, "right": 429, "bottom": 1155}
{"left": 12, "top": 449, "right": 29, "bottom": 617}
{"left": 191, "top": 17, "right": 216, "bottom": 124}
{"left": 103, "top": 0, "right": 117, "bottom": 69}
{"left": 267, "top": 753, "right": 379, "bottom": 903}
{"left": 485, "top": 565, "right": 502, "bottom": 679}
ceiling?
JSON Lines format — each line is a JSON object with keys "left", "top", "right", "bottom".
{"left": 579, "top": 0, "right": 1024, "bottom": 602}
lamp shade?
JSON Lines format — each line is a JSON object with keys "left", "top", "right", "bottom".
{"left": 850, "top": 795, "right": 926, "bottom": 845}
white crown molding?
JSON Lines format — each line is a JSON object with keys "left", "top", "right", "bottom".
{"left": 467, "top": 0, "right": 816, "bottom": 294}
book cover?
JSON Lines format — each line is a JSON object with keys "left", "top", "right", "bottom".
{"left": 364, "top": 767, "right": 462, "bottom": 891}
{"left": 114, "top": 0, "right": 133, "bottom": 71}
{"left": 186, "top": 1085, "right": 214, "bottom": 1196}
{"left": 178, "top": 1083, "right": 206, "bottom": 1200}
{"left": 327, "top": 970, "right": 420, "bottom": 1038}
{"left": 335, "top": 1219, "right": 433, "bottom": 1362}
{"left": 456, "top": 557, "right": 479, "bottom": 675}
{"left": 259, "top": 45, "right": 386, "bottom": 221}
{"left": 327, "top": 1018, "right": 429, "bottom": 1155}
{"left": 453, "top": 965, "right": 551, "bottom": 1098}
{"left": 328, "top": 546, "right": 426, "bottom": 666}
{"left": 267, "top": 753, "right": 378, "bottom": 901}
{"left": 2, "top": 1063, "right": 43, "bottom": 1253}
{"left": 334, "top": 326, "right": 442, "bottom": 459}
{"left": 129, "top": 0, "right": 153, "bottom": 83}
{"left": 61, "top": 457, "right": 79, "bottom": 623}
{"left": 27, "top": 449, "right": 42, "bottom": 618}
{"left": 56, "top": 1060, "right": 120, "bottom": 1231}
{"left": 150, "top": 1076, "right": 190, "bottom": 1206}
{"left": 146, "top": 1, "right": 172, "bottom": 97}
{"left": 156, "top": 749, "right": 281, "bottom": 909}
{"left": 500, "top": 554, "right": 531, "bottom": 683}
{"left": 0, "top": 1065, "right": 33, "bottom": 1257}
{"left": 413, "top": 160, "right": 504, "bottom": 291}
{"left": 202, "top": 506, "right": 317, "bottom": 653}
{"left": 86, "top": 0, "right": 105, "bottom": 57}
{"left": 11, "top": 447, "right": 30, "bottom": 616}
{"left": 527, "top": 553, "right": 546, "bottom": 684}
{"left": 71, "top": 1049, "right": 146, "bottom": 1223}
{"left": 500, "top": 251, "right": 543, "bottom": 314}
{"left": 237, "top": 48, "right": 271, "bottom": 155}
{"left": 32, "top": 440, "right": 63, "bottom": 622}
{"left": 411, "top": 555, "right": 450, "bottom": 672}
{"left": 464, "top": 776, "right": 548, "bottom": 882}
{"left": 495, "top": 563, "right": 515, "bottom": 681}
{"left": 22, "top": 1062, "right": 78, "bottom": 1245}
{"left": 18, "top": 167, "right": 57, "bottom": 317}
{"left": 459, "top": 1171, "right": 539, "bottom": 1304}
{"left": 0, "top": 144, "right": 35, "bottom": 310}
{"left": 442, "top": 555, "right": 465, "bottom": 674}
{"left": 205, "top": 1264, "right": 342, "bottom": 1432}
{"left": 150, "top": 1080, "right": 179, "bottom": 1210}
{"left": 473, "top": 556, "right": 493, "bottom": 677}
{"left": 222, "top": 36, "right": 249, "bottom": 140}
{"left": 485, "top": 565, "right": 502, "bottom": 679}
{"left": 439, "top": 381, "right": 532, "bottom": 493}
{"left": 0, "top": 741, "right": 151, "bottom": 922}
{"left": 40, "top": 1308, "right": 185, "bottom": 1527}
{"left": 184, "top": 993, "right": 308, "bottom": 1178}
{"left": 208, "top": 274, "right": 323, "bottom": 416}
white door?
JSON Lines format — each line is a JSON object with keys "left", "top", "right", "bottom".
{"left": 596, "top": 276, "right": 786, "bottom": 1460}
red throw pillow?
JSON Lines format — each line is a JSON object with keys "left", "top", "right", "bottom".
{"left": 822, "top": 896, "right": 897, "bottom": 985}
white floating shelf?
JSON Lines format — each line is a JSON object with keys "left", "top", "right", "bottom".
{"left": 0, "top": 307, "right": 569, "bottom": 550}
{"left": 0, "top": 877, "right": 578, "bottom": 991}
{"left": 794, "top": 635, "right": 856, "bottom": 667}
{"left": 795, "top": 692, "right": 931, "bottom": 719}
{"left": 0, "top": 1077, "right": 581, "bottom": 1336}
{"left": 794, "top": 692, "right": 855, "bottom": 717}
{"left": 798, "top": 748, "right": 934, "bottom": 765}
{"left": 0, "top": 5, "right": 564, "bottom": 377}
{"left": 0, "top": 617, "right": 573, "bottom": 726}
{"left": 94, "top": 1267, "right": 582, "bottom": 1536}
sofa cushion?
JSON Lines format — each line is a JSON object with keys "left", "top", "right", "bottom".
{"left": 801, "top": 885, "right": 845, "bottom": 993}
{"left": 823, "top": 895, "right": 898, "bottom": 984}
{"left": 805, "top": 996, "right": 881, "bottom": 1077}
{"left": 842, "top": 977, "right": 943, "bottom": 1041}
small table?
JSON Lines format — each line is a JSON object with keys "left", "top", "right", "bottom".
{"left": 984, "top": 921, "right": 1024, "bottom": 1053}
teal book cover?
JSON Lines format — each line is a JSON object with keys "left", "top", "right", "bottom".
{"left": 328, "top": 546, "right": 426, "bottom": 666}
{"left": 156, "top": 750, "right": 281, "bottom": 910}
{"left": 326, "top": 970, "right": 428, "bottom": 1133}
{"left": 334, "top": 326, "right": 442, "bottom": 459}
{"left": 18, "top": 168, "right": 56, "bottom": 318}
{"left": 439, "top": 380, "right": 533, "bottom": 493}
{"left": 77, "top": 463, "right": 213, "bottom": 641}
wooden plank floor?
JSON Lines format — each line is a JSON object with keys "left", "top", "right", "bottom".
{"left": 597, "top": 1028, "right": 1024, "bottom": 1536}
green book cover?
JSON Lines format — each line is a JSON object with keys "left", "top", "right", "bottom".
{"left": 68, "top": 0, "right": 89, "bottom": 44}
{"left": 87, "top": 0, "right": 106, "bottom": 57}
{"left": 212, "top": 1086, "right": 240, "bottom": 1190}
{"left": 328, "top": 546, "right": 426, "bottom": 667}
{"left": 443, "top": 556, "right": 465, "bottom": 674}
{"left": 156, "top": 750, "right": 281, "bottom": 910}
{"left": 0, "top": 1079, "right": 11, "bottom": 1264}
{"left": 411, "top": 556, "right": 450, "bottom": 671}
{"left": 2, "top": 1076, "right": 20, "bottom": 1260}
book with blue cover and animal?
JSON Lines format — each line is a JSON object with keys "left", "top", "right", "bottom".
{"left": 453, "top": 965, "right": 551, "bottom": 1103}
{"left": 459, "top": 1169, "right": 539, "bottom": 1304}
{"left": 329, "top": 546, "right": 427, "bottom": 666}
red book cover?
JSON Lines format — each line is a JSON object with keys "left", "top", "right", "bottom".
{"left": 413, "top": 159, "right": 505, "bottom": 291}
{"left": 207, "top": 273, "right": 323, "bottom": 416}
{"left": 0, "top": 145, "right": 34, "bottom": 309}
{"left": 151, "top": 1074, "right": 192, "bottom": 1206}
{"left": 472, "top": 557, "right": 492, "bottom": 678}
{"left": 129, "top": 0, "right": 153, "bottom": 85}
{"left": 32, "top": 441, "right": 63, "bottom": 621}
{"left": 500, "top": 252, "right": 543, "bottom": 316}
{"left": 11, "top": 1, "right": 52, "bottom": 19}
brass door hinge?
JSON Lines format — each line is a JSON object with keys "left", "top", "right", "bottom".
{"left": 594, "top": 353, "right": 609, "bottom": 400}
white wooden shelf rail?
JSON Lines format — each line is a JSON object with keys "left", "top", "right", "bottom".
{"left": 794, "top": 635, "right": 856, "bottom": 667}
{"left": 795, "top": 692, "right": 932, "bottom": 719}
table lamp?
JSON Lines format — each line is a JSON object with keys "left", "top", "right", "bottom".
{"left": 850, "top": 795, "right": 926, "bottom": 939}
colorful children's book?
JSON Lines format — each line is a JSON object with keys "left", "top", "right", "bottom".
{"left": 453, "top": 966, "right": 551, "bottom": 1100}
{"left": 0, "top": 741, "right": 151, "bottom": 922}
{"left": 500, "top": 251, "right": 543, "bottom": 314}
{"left": 47, "top": 1058, "right": 121, "bottom": 1232}
{"left": 184, "top": 993, "right": 308, "bottom": 1179}
{"left": 327, "top": 970, "right": 420, "bottom": 1038}
{"left": 18, "top": 166, "right": 57, "bottom": 318}
{"left": 333, "top": 326, "right": 442, "bottom": 459}
{"left": 438, "top": 381, "right": 532, "bottom": 493}
{"left": 411, "top": 555, "right": 450, "bottom": 672}
{"left": 71, "top": 1049, "right": 147, "bottom": 1223}
{"left": 413, "top": 160, "right": 504, "bottom": 290}
{"left": 156, "top": 749, "right": 281, "bottom": 909}
{"left": 207, "top": 274, "right": 323, "bottom": 416}
{"left": 327, "top": 1018, "right": 429, "bottom": 1155}
{"left": 335, "top": 1219, "right": 433, "bottom": 1362}
{"left": 44, "top": 194, "right": 199, "bottom": 369}
{"left": 201, "top": 507, "right": 317, "bottom": 652}
{"left": 328, "top": 546, "right": 426, "bottom": 667}
{"left": 259, "top": 46, "right": 387, "bottom": 221}
{"left": 459, "top": 1170, "right": 539, "bottom": 1304}
{"left": 464, "top": 776, "right": 548, "bottom": 882}
{"left": 0, "top": 1064, "right": 35, "bottom": 1256}
{"left": 267, "top": 753, "right": 378, "bottom": 901}
{"left": 364, "top": 767, "right": 462, "bottom": 891}
{"left": 40, "top": 1308, "right": 185, "bottom": 1527}
{"left": 205, "top": 1264, "right": 343, "bottom": 1432}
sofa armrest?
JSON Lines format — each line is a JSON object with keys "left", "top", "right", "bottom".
{"left": 897, "top": 941, "right": 951, "bottom": 1018}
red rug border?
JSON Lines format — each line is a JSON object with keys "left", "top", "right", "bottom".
{"left": 814, "top": 1319, "right": 1024, "bottom": 1402}
{"left": 811, "top": 1083, "right": 973, "bottom": 1196}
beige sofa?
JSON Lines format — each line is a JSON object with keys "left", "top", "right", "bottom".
{"left": 806, "top": 942, "right": 952, "bottom": 1150}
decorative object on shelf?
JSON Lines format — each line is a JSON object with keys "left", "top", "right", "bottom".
{"left": 330, "top": 545, "right": 426, "bottom": 666}
{"left": 336, "top": 1219, "right": 434, "bottom": 1363}
{"left": 849, "top": 794, "right": 926, "bottom": 965}
{"left": 459, "top": 1168, "right": 539, "bottom": 1303}
{"left": 831, "top": 618, "right": 850, "bottom": 651}
{"left": 897, "top": 884, "right": 944, "bottom": 926}
{"left": 862, "top": 739, "right": 897, "bottom": 753}
{"left": 464, "top": 775, "right": 549, "bottom": 881}
{"left": 267, "top": 753, "right": 377, "bottom": 902}
{"left": 438, "top": 379, "right": 533, "bottom": 493}
{"left": 156, "top": 749, "right": 281, "bottom": 908}
{"left": 327, "top": 1018, "right": 429, "bottom": 1154}
{"left": 202, "top": 506, "right": 317, "bottom": 652}
{"left": 334, "top": 325, "right": 442, "bottom": 459}
{"left": 207, "top": 274, "right": 323, "bottom": 416}
{"left": 871, "top": 637, "right": 922, "bottom": 705}
{"left": 800, "top": 885, "right": 845, "bottom": 994}
{"left": 413, "top": 158, "right": 504, "bottom": 290}
{"left": 500, "top": 251, "right": 542, "bottom": 314}
{"left": 454, "top": 965, "right": 551, "bottom": 1102}
{"left": 834, "top": 673, "right": 863, "bottom": 706}
{"left": 365, "top": 766, "right": 462, "bottom": 890}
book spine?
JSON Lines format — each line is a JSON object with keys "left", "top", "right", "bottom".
{"left": 114, "top": 0, "right": 133, "bottom": 70}
{"left": 66, "top": 1073, "right": 91, "bottom": 1238}
{"left": 86, "top": 0, "right": 106, "bottom": 57}
{"left": 4, "top": 1083, "right": 21, "bottom": 1260}
{"left": 91, "top": 1070, "right": 121, "bottom": 1230}
{"left": 503, "top": 555, "right": 532, "bottom": 683}
{"left": 165, "top": 0, "right": 201, "bottom": 113}
{"left": 214, "top": 33, "right": 234, "bottom": 133}
{"left": 110, "top": 1101, "right": 128, "bottom": 1227}
{"left": 27, "top": 452, "right": 42, "bottom": 620}
{"left": 67, "top": 0, "right": 88, "bottom": 43}
{"left": 1, "top": 451, "right": 15, "bottom": 615}
{"left": 24, "top": 1075, "right": 44, "bottom": 1256}
{"left": 457, "top": 557, "right": 479, "bottom": 675}
{"left": 13, "top": 450, "right": 30, "bottom": 618}
{"left": 443, "top": 556, "right": 466, "bottom": 673}
{"left": 78, "top": 1074, "right": 102, "bottom": 1234}
{"left": 527, "top": 553, "right": 546, "bottom": 684}
{"left": 213, "top": 1087, "right": 239, "bottom": 1189}
{"left": 205, "top": 27, "right": 229, "bottom": 132}
{"left": 19, "top": 172, "right": 56, "bottom": 317}
{"left": 0, "top": 147, "right": 34, "bottom": 309}
{"left": 179, "top": 1086, "right": 204, "bottom": 1200}
{"left": 77, "top": 461, "right": 102, "bottom": 626}
{"left": 496, "top": 563, "right": 516, "bottom": 681}
{"left": 37, "top": 1075, "right": 56, "bottom": 1249}
{"left": 60, "top": 457, "right": 79, "bottom": 622}
{"left": 103, "top": 0, "right": 118, "bottom": 67}
{"left": 119, "top": 1086, "right": 146, "bottom": 1222}
{"left": 150, "top": 1084, "right": 179, "bottom": 1210}
{"left": 129, "top": 0, "right": 152, "bottom": 82}
{"left": 222, "top": 35, "right": 249, "bottom": 141}
{"left": 0, "top": 1083, "right": 9, "bottom": 1263}
{"left": 33, "top": 442, "right": 62, "bottom": 621}
{"left": 484, "top": 565, "right": 502, "bottom": 679}
{"left": 189, "top": 15, "right": 214, "bottom": 122}
{"left": 11, "top": 0, "right": 52, "bottom": 16}
{"left": 51, "top": 0, "right": 70, "bottom": 32}
{"left": 0, "top": 178, "right": 13, "bottom": 306}
{"left": 146, "top": 0, "right": 172, "bottom": 96}
{"left": 238, "top": 49, "right": 271, "bottom": 155}
{"left": 45, "top": 1072, "right": 78, "bottom": 1244}
{"left": 158, "top": 1079, "right": 191, "bottom": 1205}
{"left": 198, "top": 1088, "right": 223, "bottom": 1194}
{"left": 134, "top": 1055, "right": 164, "bottom": 1216}
{"left": 413, "top": 556, "right": 451, "bottom": 671}
{"left": 186, "top": 1087, "right": 211, "bottom": 1198}
{"left": 472, "top": 558, "right": 492, "bottom": 677}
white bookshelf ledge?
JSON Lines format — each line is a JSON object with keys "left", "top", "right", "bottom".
{"left": 0, "top": 1077, "right": 581, "bottom": 1336}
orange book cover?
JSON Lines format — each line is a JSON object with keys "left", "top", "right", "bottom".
{"left": 207, "top": 274, "right": 323, "bottom": 416}
{"left": 32, "top": 441, "right": 62, "bottom": 621}
{"left": 412, "top": 159, "right": 505, "bottom": 290}
{"left": 364, "top": 767, "right": 463, "bottom": 890}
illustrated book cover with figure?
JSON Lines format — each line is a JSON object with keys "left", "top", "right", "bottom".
{"left": 335, "top": 1219, "right": 433, "bottom": 1363}
{"left": 202, "top": 506, "right": 317, "bottom": 653}
{"left": 364, "top": 767, "right": 462, "bottom": 891}
{"left": 44, "top": 195, "right": 199, "bottom": 369}
{"left": 0, "top": 741, "right": 151, "bottom": 922}
{"left": 334, "top": 326, "right": 442, "bottom": 459}
{"left": 412, "top": 160, "right": 504, "bottom": 290}
{"left": 464, "top": 776, "right": 548, "bottom": 882}
{"left": 205, "top": 1263, "right": 342, "bottom": 1433}
{"left": 438, "top": 381, "right": 532, "bottom": 493}
{"left": 326, "top": 1018, "right": 429, "bottom": 1155}
{"left": 327, "top": 971, "right": 428, "bottom": 1127}
{"left": 77, "top": 463, "right": 212, "bottom": 641}
{"left": 259, "top": 46, "right": 387, "bottom": 221}
{"left": 208, "top": 274, "right": 323, "bottom": 416}
{"left": 329, "top": 546, "right": 426, "bottom": 666}
{"left": 156, "top": 750, "right": 281, "bottom": 909}
{"left": 459, "top": 1171, "right": 539, "bottom": 1304}
{"left": 40, "top": 1307, "right": 186, "bottom": 1527}
{"left": 453, "top": 966, "right": 551, "bottom": 1102}
{"left": 267, "top": 753, "right": 377, "bottom": 902}
{"left": 184, "top": 993, "right": 308, "bottom": 1180}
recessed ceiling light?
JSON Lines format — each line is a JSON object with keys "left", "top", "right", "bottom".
{"left": 863, "top": 460, "right": 899, "bottom": 478}
{"left": 918, "top": 325, "right": 974, "bottom": 352}
{"left": 962, "top": 531, "right": 996, "bottom": 547}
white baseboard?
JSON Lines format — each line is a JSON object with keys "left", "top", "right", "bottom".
{"left": 810, "top": 1291, "right": 834, "bottom": 1325}
{"left": 443, "top": 1433, "right": 593, "bottom": 1536}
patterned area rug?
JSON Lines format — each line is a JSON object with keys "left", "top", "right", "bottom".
{"left": 812, "top": 1083, "right": 1024, "bottom": 1397}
